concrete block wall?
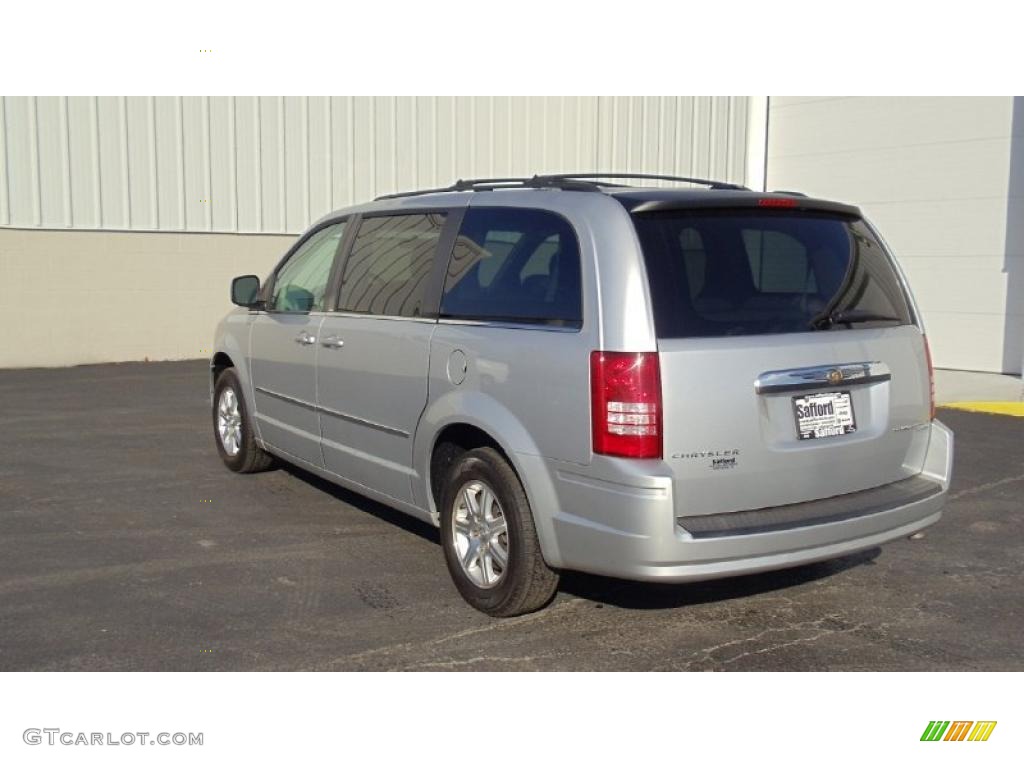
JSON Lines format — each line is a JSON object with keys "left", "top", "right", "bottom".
{"left": 0, "top": 229, "right": 292, "bottom": 368}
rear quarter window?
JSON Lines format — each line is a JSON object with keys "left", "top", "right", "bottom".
{"left": 440, "top": 207, "right": 582, "bottom": 328}
{"left": 632, "top": 210, "right": 913, "bottom": 338}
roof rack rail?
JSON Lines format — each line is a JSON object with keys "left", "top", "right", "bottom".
{"left": 534, "top": 173, "right": 748, "bottom": 191}
{"left": 373, "top": 182, "right": 479, "bottom": 201}
{"left": 375, "top": 176, "right": 607, "bottom": 200}
{"left": 375, "top": 172, "right": 747, "bottom": 200}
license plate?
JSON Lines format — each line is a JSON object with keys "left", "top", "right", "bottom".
{"left": 793, "top": 391, "right": 856, "bottom": 440}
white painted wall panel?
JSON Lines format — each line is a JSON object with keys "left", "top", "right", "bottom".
{"left": 770, "top": 139, "right": 1012, "bottom": 203}
{"left": 767, "top": 96, "right": 1022, "bottom": 374}
{"left": 283, "top": 96, "right": 307, "bottom": 233}
{"left": 181, "top": 96, "right": 207, "bottom": 231}
{"left": 36, "top": 96, "right": 65, "bottom": 227}
{"left": 258, "top": 95, "right": 284, "bottom": 232}
{"left": 0, "top": 97, "right": 8, "bottom": 226}
{"left": 1, "top": 96, "right": 751, "bottom": 235}
{"left": 350, "top": 96, "right": 374, "bottom": 207}
{"left": 370, "top": 95, "right": 396, "bottom": 200}
{"left": 770, "top": 97, "right": 1014, "bottom": 157}
{"left": 96, "top": 96, "right": 127, "bottom": 228}
{"left": 413, "top": 96, "right": 435, "bottom": 191}
{"left": 308, "top": 97, "right": 331, "bottom": 226}
{"left": 125, "top": 96, "right": 156, "bottom": 230}
{"left": 4, "top": 96, "right": 36, "bottom": 225}
{"left": 234, "top": 96, "right": 260, "bottom": 232}
{"left": 862, "top": 199, "right": 1011, "bottom": 259}
{"left": 66, "top": 97, "right": 95, "bottom": 227}
{"left": 153, "top": 97, "right": 184, "bottom": 231}
{"left": 208, "top": 96, "right": 235, "bottom": 232}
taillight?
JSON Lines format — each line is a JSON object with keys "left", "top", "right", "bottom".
{"left": 590, "top": 351, "right": 662, "bottom": 459}
{"left": 923, "top": 335, "right": 936, "bottom": 420}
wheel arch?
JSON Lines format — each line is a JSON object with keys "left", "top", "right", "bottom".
{"left": 211, "top": 351, "right": 234, "bottom": 383}
{"left": 429, "top": 423, "right": 512, "bottom": 510}
{"left": 416, "top": 391, "right": 564, "bottom": 567}
{"left": 211, "top": 315, "right": 258, "bottom": 441}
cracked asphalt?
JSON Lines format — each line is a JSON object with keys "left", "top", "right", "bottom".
{"left": 0, "top": 361, "right": 1021, "bottom": 671}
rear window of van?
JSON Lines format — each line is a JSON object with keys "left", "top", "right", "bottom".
{"left": 632, "top": 210, "right": 913, "bottom": 338}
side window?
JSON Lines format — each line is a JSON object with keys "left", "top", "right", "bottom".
{"left": 741, "top": 229, "right": 817, "bottom": 294}
{"left": 441, "top": 208, "right": 582, "bottom": 327}
{"left": 337, "top": 213, "right": 446, "bottom": 317}
{"left": 269, "top": 222, "right": 346, "bottom": 312}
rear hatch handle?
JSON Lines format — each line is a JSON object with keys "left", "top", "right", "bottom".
{"left": 754, "top": 361, "right": 891, "bottom": 395}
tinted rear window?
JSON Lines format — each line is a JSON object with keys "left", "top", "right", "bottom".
{"left": 440, "top": 207, "right": 582, "bottom": 327}
{"left": 632, "top": 210, "right": 913, "bottom": 338}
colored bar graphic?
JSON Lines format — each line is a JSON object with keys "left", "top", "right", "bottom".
{"left": 944, "top": 721, "right": 972, "bottom": 741}
{"left": 921, "top": 721, "right": 950, "bottom": 741}
{"left": 967, "top": 722, "right": 997, "bottom": 742}
{"left": 922, "top": 720, "right": 997, "bottom": 742}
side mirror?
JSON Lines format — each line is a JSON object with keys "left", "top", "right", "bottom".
{"left": 231, "top": 275, "right": 262, "bottom": 308}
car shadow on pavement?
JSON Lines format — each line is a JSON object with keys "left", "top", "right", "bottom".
{"left": 279, "top": 465, "right": 442, "bottom": 545}
{"left": 278, "top": 464, "right": 880, "bottom": 612}
{"left": 557, "top": 548, "right": 881, "bottom": 610}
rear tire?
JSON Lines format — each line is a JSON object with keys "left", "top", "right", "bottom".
{"left": 213, "top": 368, "right": 274, "bottom": 474}
{"left": 440, "top": 447, "right": 559, "bottom": 616}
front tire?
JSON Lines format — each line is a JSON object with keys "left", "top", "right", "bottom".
{"left": 213, "top": 368, "right": 274, "bottom": 473}
{"left": 440, "top": 447, "right": 559, "bottom": 617}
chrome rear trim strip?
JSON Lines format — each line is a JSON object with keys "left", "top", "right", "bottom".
{"left": 755, "top": 361, "right": 891, "bottom": 395}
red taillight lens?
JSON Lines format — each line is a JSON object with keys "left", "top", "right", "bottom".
{"left": 923, "top": 334, "right": 936, "bottom": 420}
{"left": 590, "top": 351, "right": 662, "bottom": 459}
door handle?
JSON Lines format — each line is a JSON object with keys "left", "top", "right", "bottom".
{"left": 321, "top": 335, "right": 345, "bottom": 349}
{"left": 294, "top": 331, "right": 316, "bottom": 346}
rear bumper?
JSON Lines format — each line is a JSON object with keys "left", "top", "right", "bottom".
{"left": 532, "top": 420, "right": 953, "bottom": 583}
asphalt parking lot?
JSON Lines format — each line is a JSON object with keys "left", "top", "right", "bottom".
{"left": 0, "top": 360, "right": 1021, "bottom": 671}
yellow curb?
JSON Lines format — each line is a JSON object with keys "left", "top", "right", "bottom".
{"left": 939, "top": 402, "right": 1024, "bottom": 417}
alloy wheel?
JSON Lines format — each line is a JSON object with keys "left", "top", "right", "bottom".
{"left": 451, "top": 480, "right": 509, "bottom": 589}
{"left": 217, "top": 387, "right": 243, "bottom": 456}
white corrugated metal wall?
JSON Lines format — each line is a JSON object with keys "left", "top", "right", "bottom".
{"left": 0, "top": 96, "right": 751, "bottom": 234}
{"left": 766, "top": 96, "right": 1022, "bottom": 374}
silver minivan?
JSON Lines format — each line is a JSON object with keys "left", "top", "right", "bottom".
{"left": 211, "top": 173, "right": 953, "bottom": 616}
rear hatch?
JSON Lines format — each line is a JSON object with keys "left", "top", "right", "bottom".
{"left": 631, "top": 203, "right": 933, "bottom": 518}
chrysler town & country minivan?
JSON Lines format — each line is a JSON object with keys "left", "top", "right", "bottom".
{"left": 211, "top": 173, "right": 953, "bottom": 616}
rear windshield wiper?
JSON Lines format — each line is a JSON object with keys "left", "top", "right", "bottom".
{"left": 810, "top": 309, "right": 903, "bottom": 330}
